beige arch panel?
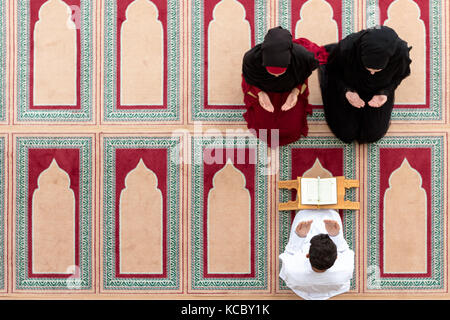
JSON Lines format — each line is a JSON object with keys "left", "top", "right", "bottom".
{"left": 120, "top": 159, "right": 163, "bottom": 274}
{"left": 208, "top": 0, "right": 251, "bottom": 105}
{"left": 302, "top": 157, "right": 333, "bottom": 178}
{"left": 32, "top": 159, "right": 75, "bottom": 274}
{"left": 33, "top": 0, "right": 77, "bottom": 106}
{"left": 295, "top": 0, "right": 338, "bottom": 105}
{"left": 383, "top": 158, "right": 427, "bottom": 273}
{"left": 384, "top": 0, "right": 425, "bottom": 104}
{"left": 121, "top": 0, "right": 164, "bottom": 106}
{"left": 207, "top": 160, "right": 251, "bottom": 273}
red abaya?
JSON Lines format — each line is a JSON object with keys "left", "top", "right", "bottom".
{"left": 242, "top": 38, "right": 328, "bottom": 147}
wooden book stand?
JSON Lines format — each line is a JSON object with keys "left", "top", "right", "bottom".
{"left": 278, "top": 176, "right": 360, "bottom": 211}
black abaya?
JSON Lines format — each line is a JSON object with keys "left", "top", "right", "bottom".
{"left": 319, "top": 26, "right": 412, "bottom": 143}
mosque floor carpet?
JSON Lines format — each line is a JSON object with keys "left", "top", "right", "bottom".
{"left": 0, "top": 0, "right": 448, "bottom": 300}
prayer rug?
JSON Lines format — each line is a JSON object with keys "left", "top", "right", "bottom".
{"left": 278, "top": 0, "right": 356, "bottom": 121}
{"left": 364, "top": 134, "right": 447, "bottom": 293}
{"left": 13, "top": 135, "right": 94, "bottom": 292}
{"left": 0, "top": 0, "right": 5, "bottom": 124}
{"left": 190, "top": 0, "right": 267, "bottom": 122}
{"left": 101, "top": 135, "right": 182, "bottom": 293}
{"left": 0, "top": 136, "right": 5, "bottom": 293}
{"left": 103, "top": 0, "right": 182, "bottom": 122}
{"left": 3, "top": 0, "right": 449, "bottom": 299}
{"left": 365, "top": 0, "right": 444, "bottom": 122}
{"left": 277, "top": 134, "right": 360, "bottom": 294}
{"left": 188, "top": 135, "right": 270, "bottom": 293}
{"left": 16, "top": 0, "right": 94, "bottom": 122}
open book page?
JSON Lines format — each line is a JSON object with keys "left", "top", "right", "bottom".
{"left": 301, "top": 177, "right": 337, "bottom": 205}
{"left": 318, "top": 178, "right": 337, "bottom": 204}
{"left": 300, "top": 178, "right": 319, "bottom": 204}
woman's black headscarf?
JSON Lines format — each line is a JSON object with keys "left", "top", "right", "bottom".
{"left": 325, "top": 25, "right": 411, "bottom": 97}
{"left": 242, "top": 26, "right": 319, "bottom": 93}
{"left": 360, "top": 26, "right": 399, "bottom": 69}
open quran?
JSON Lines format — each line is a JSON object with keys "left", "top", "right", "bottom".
{"left": 301, "top": 177, "right": 337, "bottom": 205}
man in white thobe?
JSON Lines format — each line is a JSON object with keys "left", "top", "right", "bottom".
{"left": 279, "top": 209, "right": 355, "bottom": 300}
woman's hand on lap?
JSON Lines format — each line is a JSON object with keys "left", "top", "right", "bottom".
{"left": 368, "top": 94, "right": 387, "bottom": 108}
{"left": 345, "top": 91, "right": 365, "bottom": 108}
{"left": 281, "top": 88, "right": 299, "bottom": 111}
{"left": 258, "top": 91, "right": 274, "bottom": 112}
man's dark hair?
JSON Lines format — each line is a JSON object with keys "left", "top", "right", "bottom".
{"left": 308, "top": 234, "right": 337, "bottom": 271}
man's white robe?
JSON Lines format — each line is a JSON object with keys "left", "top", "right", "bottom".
{"left": 279, "top": 209, "right": 355, "bottom": 300}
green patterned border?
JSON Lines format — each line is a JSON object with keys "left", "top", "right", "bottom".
{"left": 190, "top": 136, "right": 268, "bottom": 290}
{"left": 278, "top": 0, "right": 355, "bottom": 121}
{"left": 104, "top": 0, "right": 180, "bottom": 122}
{"left": 190, "top": 0, "right": 267, "bottom": 122}
{"left": 278, "top": 136, "right": 358, "bottom": 290}
{"left": 17, "top": 0, "right": 93, "bottom": 122}
{"left": 15, "top": 137, "right": 92, "bottom": 290}
{"left": 102, "top": 137, "right": 181, "bottom": 290}
{"left": 366, "top": 0, "right": 442, "bottom": 121}
{"left": 366, "top": 136, "right": 445, "bottom": 290}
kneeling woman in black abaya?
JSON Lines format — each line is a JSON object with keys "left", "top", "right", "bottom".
{"left": 319, "top": 26, "right": 412, "bottom": 143}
